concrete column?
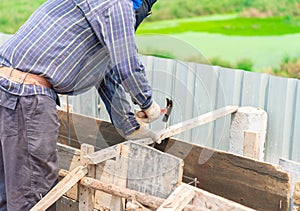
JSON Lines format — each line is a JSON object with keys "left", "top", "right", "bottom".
{"left": 229, "top": 107, "right": 268, "bottom": 161}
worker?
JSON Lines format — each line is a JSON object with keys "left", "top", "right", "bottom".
{"left": 97, "top": 0, "right": 158, "bottom": 139}
{"left": 0, "top": 0, "right": 158, "bottom": 210}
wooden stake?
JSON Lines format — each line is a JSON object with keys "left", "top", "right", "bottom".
{"left": 243, "top": 130, "right": 260, "bottom": 159}
{"left": 110, "top": 144, "right": 129, "bottom": 210}
{"left": 79, "top": 144, "right": 96, "bottom": 211}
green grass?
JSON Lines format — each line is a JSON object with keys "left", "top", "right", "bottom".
{"left": 0, "top": 0, "right": 46, "bottom": 34}
{"left": 136, "top": 32, "right": 300, "bottom": 71}
{"left": 137, "top": 16, "right": 300, "bottom": 36}
{"left": 147, "top": 0, "right": 300, "bottom": 21}
{"left": 1, "top": 0, "right": 299, "bottom": 75}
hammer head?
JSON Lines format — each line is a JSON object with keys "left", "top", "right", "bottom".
{"left": 162, "top": 98, "right": 173, "bottom": 122}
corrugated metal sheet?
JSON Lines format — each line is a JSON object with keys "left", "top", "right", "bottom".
{"left": 51, "top": 55, "right": 300, "bottom": 164}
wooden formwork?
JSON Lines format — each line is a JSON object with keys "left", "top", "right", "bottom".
{"left": 32, "top": 141, "right": 256, "bottom": 211}
{"left": 31, "top": 107, "right": 291, "bottom": 211}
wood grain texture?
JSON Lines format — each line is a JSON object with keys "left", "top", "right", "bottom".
{"left": 157, "top": 184, "right": 195, "bottom": 211}
{"left": 56, "top": 110, "right": 290, "bottom": 210}
{"left": 57, "top": 143, "right": 81, "bottom": 200}
{"left": 59, "top": 170, "right": 254, "bottom": 210}
{"left": 57, "top": 109, "right": 125, "bottom": 149}
{"left": 294, "top": 181, "right": 300, "bottom": 205}
{"left": 79, "top": 144, "right": 95, "bottom": 211}
{"left": 84, "top": 145, "right": 117, "bottom": 165}
{"left": 157, "top": 106, "right": 238, "bottom": 142}
{"left": 31, "top": 166, "right": 87, "bottom": 211}
{"left": 243, "top": 130, "right": 260, "bottom": 159}
{"left": 125, "top": 141, "right": 183, "bottom": 199}
{"left": 157, "top": 138, "right": 290, "bottom": 211}
{"left": 110, "top": 144, "right": 129, "bottom": 211}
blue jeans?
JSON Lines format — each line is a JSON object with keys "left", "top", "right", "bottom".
{"left": 0, "top": 90, "right": 59, "bottom": 210}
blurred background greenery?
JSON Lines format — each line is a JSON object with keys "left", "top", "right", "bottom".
{"left": 0, "top": 0, "right": 300, "bottom": 78}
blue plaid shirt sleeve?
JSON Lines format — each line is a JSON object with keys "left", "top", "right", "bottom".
{"left": 94, "top": 0, "right": 152, "bottom": 135}
{"left": 103, "top": 0, "right": 152, "bottom": 109}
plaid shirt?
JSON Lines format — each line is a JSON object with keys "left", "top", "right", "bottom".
{"left": 0, "top": 0, "right": 152, "bottom": 135}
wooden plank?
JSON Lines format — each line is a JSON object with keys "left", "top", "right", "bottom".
{"left": 157, "top": 184, "right": 195, "bottom": 211}
{"left": 57, "top": 109, "right": 125, "bottom": 149}
{"left": 79, "top": 144, "right": 95, "bottom": 211}
{"left": 30, "top": 166, "right": 87, "bottom": 211}
{"left": 183, "top": 183, "right": 255, "bottom": 211}
{"left": 243, "top": 130, "right": 260, "bottom": 159}
{"left": 155, "top": 106, "right": 238, "bottom": 143}
{"left": 294, "top": 181, "right": 300, "bottom": 205}
{"left": 56, "top": 111, "right": 288, "bottom": 210}
{"left": 110, "top": 144, "right": 129, "bottom": 210}
{"left": 59, "top": 168, "right": 164, "bottom": 208}
{"left": 157, "top": 138, "right": 290, "bottom": 211}
{"left": 134, "top": 106, "right": 238, "bottom": 146}
{"left": 57, "top": 143, "right": 81, "bottom": 170}
{"left": 59, "top": 170, "right": 253, "bottom": 210}
{"left": 94, "top": 160, "right": 116, "bottom": 210}
{"left": 84, "top": 145, "right": 117, "bottom": 165}
{"left": 57, "top": 143, "right": 81, "bottom": 200}
{"left": 57, "top": 140, "right": 183, "bottom": 208}
{"left": 125, "top": 141, "right": 183, "bottom": 199}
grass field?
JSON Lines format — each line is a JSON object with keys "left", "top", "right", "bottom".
{"left": 136, "top": 15, "right": 300, "bottom": 70}
{"left": 136, "top": 32, "right": 300, "bottom": 70}
{"left": 0, "top": 1, "right": 299, "bottom": 73}
{"left": 0, "top": 0, "right": 46, "bottom": 34}
{"left": 137, "top": 15, "right": 300, "bottom": 36}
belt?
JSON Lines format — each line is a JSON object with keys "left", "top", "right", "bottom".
{"left": 0, "top": 66, "right": 52, "bottom": 88}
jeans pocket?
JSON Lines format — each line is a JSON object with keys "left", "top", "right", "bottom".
{"left": 0, "top": 91, "right": 18, "bottom": 110}
{"left": 0, "top": 91, "right": 18, "bottom": 136}
{"left": 26, "top": 95, "right": 59, "bottom": 156}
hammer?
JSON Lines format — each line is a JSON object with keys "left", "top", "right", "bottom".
{"left": 136, "top": 98, "right": 173, "bottom": 123}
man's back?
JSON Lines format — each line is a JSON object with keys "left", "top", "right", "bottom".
{"left": 0, "top": 0, "right": 120, "bottom": 95}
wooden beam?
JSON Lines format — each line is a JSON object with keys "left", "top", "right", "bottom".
{"left": 157, "top": 184, "right": 195, "bottom": 211}
{"left": 79, "top": 144, "right": 95, "bottom": 211}
{"left": 58, "top": 170, "right": 254, "bottom": 210}
{"left": 84, "top": 145, "right": 117, "bottom": 165}
{"left": 110, "top": 144, "right": 129, "bottom": 210}
{"left": 134, "top": 106, "right": 238, "bottom": 145}
{"left": 182, "top": 183, "right": 255, "bottom": 211}
{"left": 59, "top": 169, "right": 163, "bottom": 208}
{"left": 30, "top": 166, "right": 88, "bottom": 211}
{"left": 159, "top": 138, "right": 290, "bottom": 211}
{"left": 57, "top": 143, "right": 81, "bottom": 201}
{"left": 243, "top": 130, "right": 260, "bottom": 159}
{"left": 57, "top": 109, "right": 125, "bottom": 149}
{"left": 156, "top": 106, "right": 238, "bottom": 143}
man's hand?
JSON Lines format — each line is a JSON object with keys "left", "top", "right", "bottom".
{"left": 124, "top": 124, "right": 159, "bottom": 142}
{"left": 135, "top": 101, "right": 161, "bottom": 123}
